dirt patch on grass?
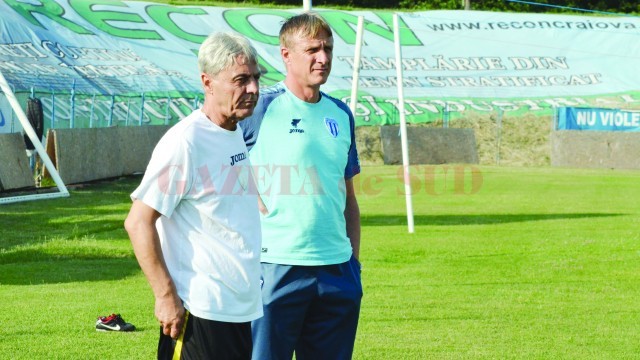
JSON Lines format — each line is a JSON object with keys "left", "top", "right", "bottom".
{"left": 355, "top": 114, "right": 554, "bottom": 167}
{"left": 355, "top": 126, "right": 384, "bottom": 165}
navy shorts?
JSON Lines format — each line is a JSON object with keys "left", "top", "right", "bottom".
{"left": 158, "top": 311, "right": 252, "bottom": 360}
{"left": 252, "top": 255, "right": 363, "bottom": 360}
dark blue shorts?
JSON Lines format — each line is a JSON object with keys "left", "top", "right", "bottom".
{"left": 252, "top": 255, "right": 363, "bottom": 360}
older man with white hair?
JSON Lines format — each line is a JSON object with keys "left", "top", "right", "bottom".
{"left": 125, "top": 31, "right": 262, "bottom": 360}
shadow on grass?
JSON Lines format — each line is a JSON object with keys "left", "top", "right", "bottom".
{"left": 0, "top": 255, "right": 139, "bottom": 285}
{"left": 0, "top": 177, "right": 143, "bottom": 284}
{"left": 0, "top": 216, "right": 129, "bottom": 250}
{"left": 361, "top": 213, "right": 625, "bottom": 226}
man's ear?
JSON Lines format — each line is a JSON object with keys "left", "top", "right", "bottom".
{"left": 201, "top": 73, "right": 213, "bottom": 94}
{"left": 281, "top": 46, "right": 290, "bottom": 65}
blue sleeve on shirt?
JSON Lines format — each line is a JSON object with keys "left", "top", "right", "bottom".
{"left": 325, "top": 94, "right": 361, "bottom": 179}
{"left": 242, "top": 84, "right": 284, "bottom": 151}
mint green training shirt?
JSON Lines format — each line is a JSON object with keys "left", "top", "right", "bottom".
{"left": 241, "top": 82, "right": 360, "bottom": 266}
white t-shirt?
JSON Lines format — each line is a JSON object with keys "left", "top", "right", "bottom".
{"left": 131, "top": 110, "right": 262, "bottom": 323}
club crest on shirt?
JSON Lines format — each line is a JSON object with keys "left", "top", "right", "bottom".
{"left": 289, "top": 118, "right": 304, "bottom": 134}
{"left": 324, "top": 117, "right": 339, "bottom": 138}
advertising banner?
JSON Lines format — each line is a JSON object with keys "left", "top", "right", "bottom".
{"left": 1, "top": 0, "right": 639, "bottom": 130}
{"left": 557, "top": 107, "right": 640, "bottom": 131}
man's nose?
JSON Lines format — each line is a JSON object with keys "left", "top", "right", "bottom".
{"left": 246, "top": 77, "right": 259, "bottom": 94}
{"left": 316, "top": 50, "right": 330, "bottom": 65}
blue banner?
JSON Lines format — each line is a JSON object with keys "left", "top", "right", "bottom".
{"left": 557, "top": 107, "right": 640, "bottom": 131}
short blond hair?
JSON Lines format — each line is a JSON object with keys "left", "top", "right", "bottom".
{"left": 279, "top": 12, "right": 332, "bottom": 48}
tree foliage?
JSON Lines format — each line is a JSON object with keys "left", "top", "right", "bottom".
{"left": 221, "top": 0, "right": 639, "bottom": 13}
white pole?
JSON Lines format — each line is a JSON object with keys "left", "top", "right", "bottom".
{"left": 0, "top": 71, "right": 69, "bottom": 203}
{"left": 393, "top": 13, "right": 415, "bottom": 234}
{"left": 303, "top": 0, "right": 311, "bottom": 11}
{"left": 349, "top": 16, "right": 364, "bottom": 116}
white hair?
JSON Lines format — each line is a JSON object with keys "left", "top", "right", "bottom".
{"left": 198, "top": 32, "right": 258, "bottom": 76}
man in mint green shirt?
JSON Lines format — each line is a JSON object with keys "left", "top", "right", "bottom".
{"left": 242, "top": 12, "right": 362, "bottom": 360}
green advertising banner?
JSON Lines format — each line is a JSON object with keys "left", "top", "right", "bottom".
{"left": 1, "top": 0, "right": 639, "bottom": 131}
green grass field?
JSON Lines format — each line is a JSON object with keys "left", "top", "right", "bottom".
{"left": 1, "top": 165, "right": 640, "bottom": 359}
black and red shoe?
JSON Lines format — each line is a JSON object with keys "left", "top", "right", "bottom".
{"left": 96, "top": 313, "right": 136, "bottom": 332}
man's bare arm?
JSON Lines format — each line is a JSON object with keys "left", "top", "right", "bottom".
{"left": 344, "top": 178, "right": 361, "bottom": 260}
{"left": 124, "top": 200, "right": 185, "bottom": 339}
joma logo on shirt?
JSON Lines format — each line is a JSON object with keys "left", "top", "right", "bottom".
{"left": 289, "top": 118, "right": 304, "bottom": 134}
{"left": 230, "top": 152, "right": 247, "bottom": 166}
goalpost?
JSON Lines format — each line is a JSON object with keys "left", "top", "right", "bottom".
{"left": 393, "top": 13, "right": 415, "bottom": 234}
{"left": 0, "top": 70, "right": 69, "bottom": 204}
{"left": 349, "top": 13, "right": 415, "bottom": 234}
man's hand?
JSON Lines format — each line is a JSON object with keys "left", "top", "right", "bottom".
{"left": 155, "top": 293, "right": 186, "bottom": 339}
{"left": 258, "top": 195, "right": 269, "bottom": 215}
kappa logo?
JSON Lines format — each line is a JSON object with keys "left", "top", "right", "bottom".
{"left": 289, "top": 118, "right": 304, "bottom": 134}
